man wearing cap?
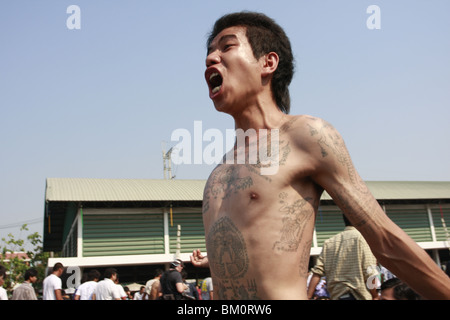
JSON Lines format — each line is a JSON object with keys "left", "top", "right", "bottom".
{"left": 159, "top": 259, "right": 188, "bottom": 300}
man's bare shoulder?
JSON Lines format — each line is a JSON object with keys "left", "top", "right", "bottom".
{"left": 281, "top": 114, "right": 331, "bottom": 132}
{"left": 281, "top": 114, "right": 336, "bottom": 148}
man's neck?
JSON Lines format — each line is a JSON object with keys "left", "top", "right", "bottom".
{"left": 231, "top": 99, "right": 285, "bottom": 132}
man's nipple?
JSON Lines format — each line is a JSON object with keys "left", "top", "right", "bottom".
{"left": 250, "top": 192, "right": 259, "bottom": 200}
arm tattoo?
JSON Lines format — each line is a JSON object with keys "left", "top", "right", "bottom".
{"left": 309, "top": 119, "right": 369, "bottom": 195}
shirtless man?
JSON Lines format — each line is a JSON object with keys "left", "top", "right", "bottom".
{"left": 191, "top": 12, "right": 450, "bottom": 300}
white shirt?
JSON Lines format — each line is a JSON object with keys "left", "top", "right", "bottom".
{"left": 94, "top": 278, "right": 121, "bottom": 300}
{"left": 43, "top": 274, "right": 62, "bottom": 300}
{"left": 0, "top": 287, "right": 8, "bottom": 300}
{"left": 116, "top": 284, "right": 127, "bottom": 299}
{"left": 133, "top": 291, "right": 147, "bottom": 300}
{"left": 75, "top": 281, "right": 98, "bottom": 300}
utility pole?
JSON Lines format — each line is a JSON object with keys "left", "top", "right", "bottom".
{"left": 176, "top": 224, "right": 181, "bottom": 259}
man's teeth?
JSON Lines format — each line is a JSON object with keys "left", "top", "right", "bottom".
{"left": 209, "top": 72, "right": 222, "bottom": 94}
{"left": 209, "top": 72, "right": 219, "bottom": 82}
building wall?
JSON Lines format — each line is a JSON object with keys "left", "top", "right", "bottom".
{"left": 60, "top": 203, "right": 450, "bottom": 264}
{"left": 431, "top": 205, "right": 450, "bottom": 242}
{"left": 83, "top": 212, "right": 165, "bottom": 257}
{"left": 168, "top": 209, "right": 207, "bottom": 254}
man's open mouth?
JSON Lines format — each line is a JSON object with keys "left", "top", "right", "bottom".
{"left": 208, "top": 72, "right": 223, "bottom": 94}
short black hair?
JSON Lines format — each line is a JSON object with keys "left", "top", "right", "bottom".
{"left": 381, "top": 278, "right": 421, "bottom": 300}
{"left": 52, "top": 262, "right": 64, "bottom": 272}
{"left": 104, "top": 268, "right": 118, "bottom": 279}
{"left": 87, "top": 269, "right": 101, "bottom": 281}
{"left": 154, "top": 268, "right": 164, "bottom": 277}
{"left": 393, "top": 282, "right": 421, "bottom": 300}
{"left": 24, "top": 268, "right": 38, "bottom": 281}
{"left": 380, "top": 277, "right": 402, "bottom": 290}
{"left": 207, "top": 11, "right": 295, "bottom": 114}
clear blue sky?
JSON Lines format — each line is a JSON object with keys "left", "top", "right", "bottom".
{"left": 1, "top": 1, "right": 449, "bottom": 243}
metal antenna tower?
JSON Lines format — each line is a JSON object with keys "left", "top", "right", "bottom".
{"left": 161, "top": 141, "right": 175, "bottom": 180}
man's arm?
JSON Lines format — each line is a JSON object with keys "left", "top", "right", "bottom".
{"left": 307, "top": 273, "right": 321, "bottom": 299}
{"left": 176, "top": 282, "right": 186, "bottom": 294}
{"left": 306, "top": 118, "right": 450, "bottom": 299}
{"left": 54, "top": 289, "right": 63, "bottom": 300}
{"left": 150, "top": 280, "right": 161, "bottom": 299}
{"left": 307, "top": 244, "right": 325, "bottom": 299}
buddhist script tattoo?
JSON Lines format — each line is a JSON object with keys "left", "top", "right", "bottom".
{"left": 214, "top": 278, "right": 258, "bottom": 300}
{"left": 299, "top": 240, "right": 312, "bottom": 278}
{"left": 206, "top": 217, "right": 258, "bottom": 299}
{"left": 207, "top": 216, "right": 249, "bottom": 279}
{"left": 202, "top": 165, "right": 253, "bottom": 213}
{"left": 273, "top": 192, "right": 314, "bottom": 252}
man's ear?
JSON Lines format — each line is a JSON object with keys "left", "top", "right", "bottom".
{"left": 261, "top": 52, "right": 279, "bottom": 78}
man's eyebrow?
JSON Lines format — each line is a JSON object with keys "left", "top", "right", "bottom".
{"left": 208, "top": 34, "right": 238, "bottom": 54}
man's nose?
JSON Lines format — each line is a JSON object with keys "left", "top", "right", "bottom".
{"left": 206, "top": 50, "right": 221, "bottom": 67}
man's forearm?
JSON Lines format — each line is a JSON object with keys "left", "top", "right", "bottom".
{"left": 365, "top": 217, "right": 450, "bottom": 299}
{"left": 328, "top": 184, "right": 450, "bottom": 299}
{"left": 307, "top": 274, "right": 321, "bottom": 299}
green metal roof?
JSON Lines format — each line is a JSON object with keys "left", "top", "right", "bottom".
{"left": 45, "top": 178, "right": 450, "bottom": 202}
{"left": 45, "top": 178, "right": 206, "bottom": 202}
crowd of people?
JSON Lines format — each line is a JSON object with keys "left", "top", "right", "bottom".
{"left": 3, "top": 256, "right": 447, "bottom": 300}
{"left": 0, "top": 260, "right": 214, "bottom": 301}
{"left": 307, "top": 270, "right": 423, "bottom": 301}
{"left": 1, "top": 215, "right": 448, "bottom": 301}
{"left": 1, "top": 214, "right": 449, "bottom": 301}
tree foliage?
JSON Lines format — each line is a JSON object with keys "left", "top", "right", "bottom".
{"left": 0, "top": 224, "right": 49, "bottom": 295}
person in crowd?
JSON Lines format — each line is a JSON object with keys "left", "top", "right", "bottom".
{"left": 307, "top": 215, "right": 378, "bottom": 300}
{"left": 93, "top": 268, "right": 121, "bottom": 300}
{"left": 11, "top": 268, "right": 38, "bottom": 300}
{"left": 74, "top": 269, "right": 100, "bottom": 300}
{"left": 379, "top": 277, "right": 421, "bottom": 300}
{"left": 159, "top": 259, "right": 187, "bottom": 300}
{"left": 123, "top": 286, "right": 133, "bottom": 300}
{"left": 145, "top": 269, "right": 163, "bottom": 300}
{"left": 114, "top": 275, "right": 128, "bottom": 300}
{"left": 201, "top": 276, "right": 214, "bottom": 300}
{"left": 42, "top": 262, "right": 64, "bottom": 300}
{"left": 0, "top": 265, "right": 8, "bottom": 300}
{"left": 181, "top": 270, "right": 198, "bottom": 300}
{"left": 133, "top": 286, "right": 147, "bottom": 300}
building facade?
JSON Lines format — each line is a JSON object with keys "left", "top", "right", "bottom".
{"left": 43, "top": 178, "right": 450, "bottom": 284}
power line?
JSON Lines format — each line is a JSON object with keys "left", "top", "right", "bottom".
{"left": 0, "top": 218, "right": 42, "bottom": 230}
